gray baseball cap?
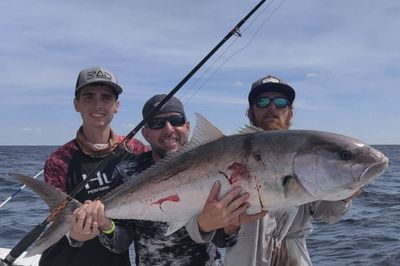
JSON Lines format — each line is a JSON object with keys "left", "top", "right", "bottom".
{"left": 248, "top": 75, "right": 295, "bottom": 105}
{"left": 75, "top": 66, "right": 123, "bottom": 96}
{"left": 142, "top": 94, "right": 186, "bottom": 119}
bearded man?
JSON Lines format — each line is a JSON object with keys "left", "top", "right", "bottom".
{"left": 225, "top": 75, "right": 357, "bottom": 266}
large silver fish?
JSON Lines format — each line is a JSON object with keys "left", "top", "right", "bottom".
{"left": 12, "top": 114, "right": 388, "bottom": 256}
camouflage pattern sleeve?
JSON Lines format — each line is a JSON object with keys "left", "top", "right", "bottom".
{"left": 98, "top": 220, "right": 135, "bottom": 253}
{"left": 118, "top": 136, "right": 149, "bottom": 155}
{"left": 185, "top": 214, "right": 239, "bottom": 248}
{"left": 212, "top": 228, "right": 239, "bottom": 248}
{"left": 44, "top": 140, "right": 78, "bottom": 192}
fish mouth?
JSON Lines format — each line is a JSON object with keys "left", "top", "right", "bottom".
{"left": 356, "top": 156, "right": 389, "bottom": 184}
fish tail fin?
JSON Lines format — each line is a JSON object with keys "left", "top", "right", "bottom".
{"left": 10, "top": 172, "right": 78, "bottom": 211}
{"left": 9, "top": 173, "right": 81, "bottom": 256}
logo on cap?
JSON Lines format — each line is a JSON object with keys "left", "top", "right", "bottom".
{"left": 86, "top": 70, "right": 113, "bottom": 81}
{"left": 262, "top": 76, "right": 280, "bottom": 84}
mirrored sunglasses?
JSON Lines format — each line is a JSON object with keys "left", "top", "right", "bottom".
{"left": 146, "top": 115, "right": 186, "bottom": 130}
{"left": 254, "top": 97, "right": 289, "bottom": 109}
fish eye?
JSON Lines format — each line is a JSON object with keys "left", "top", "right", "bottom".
{"left": 339, "top": 150, "right": 352, "bottom": 161}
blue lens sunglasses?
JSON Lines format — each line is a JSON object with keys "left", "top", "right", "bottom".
{"left": 254, "top": 96, "right": 289, "bottom": 109}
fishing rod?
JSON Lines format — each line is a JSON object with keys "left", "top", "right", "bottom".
{"left": 0, "top": 1, "right": 267, "bottom": 265}
{"left": 0, "top": 170, "right": 44, "bottom": 209}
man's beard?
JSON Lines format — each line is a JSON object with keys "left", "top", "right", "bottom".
{"left": 152, "top": 136, "right": 188, "bottom": 159}
{"left": 255, "top": 115, "right": 291, "bottom": 131}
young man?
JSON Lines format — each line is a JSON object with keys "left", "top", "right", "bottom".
{"left": 80, "top": 94, "right": 263, "bottom": 265}
{"left": 225, "top": 75, "right": 357, "bottom": 266}
{"left": 40, "top": 66, "right": 147, "bottom": 266}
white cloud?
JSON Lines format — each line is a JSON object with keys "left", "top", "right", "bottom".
{"left": 305, "top": 73, "right": 322, "bottom": 78}
{"left": 233, "top": 81, "right": 244, "bottom": 87}
{"left": 20, "top": 127, "right": 43, "bottom": 133}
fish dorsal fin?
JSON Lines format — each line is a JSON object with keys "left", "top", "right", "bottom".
{"left": 185, "top": 113, "right": 224, "bottom": 150}
{"left": 237, "top": 124, "right": 264, "bottom": 134}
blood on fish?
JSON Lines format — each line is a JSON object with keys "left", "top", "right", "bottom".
{"left": 228, "top": 162, "right": 248, "bottom": 184}
{"left": 152, "top": 194, "right": 181, "bottom": 211}
{"left": 255, "top": 182, "right": 264, "bottom": 209}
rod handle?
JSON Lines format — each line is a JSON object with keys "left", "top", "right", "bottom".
{"left": 2, "top": 222, "right": 48, "bottom": 265}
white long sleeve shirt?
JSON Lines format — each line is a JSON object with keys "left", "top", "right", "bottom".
{"left": 225, "top": 200, "right": 351, "bottom": 266}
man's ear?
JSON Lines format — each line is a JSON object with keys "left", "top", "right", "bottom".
{"left": 73, "top": 98, "right": 79, "bottom": 112}
{"left": 246, "top": 107, "right": 254, "bottom": 125}
{"left": 288, "top": 108, "right": 294, "bottom": 120}
{"left": 114, "top": 100, "right": 120, "bottom": 113}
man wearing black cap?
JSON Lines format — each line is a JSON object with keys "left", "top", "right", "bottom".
{"left": 40, "top": 66, "right": 147, "bottom": 266}
{"left": 140, "top": 94, "right": 190, "bottom": 161}
{"left": 78, "top": 94, "right": 256, "bottom": 265}
{"left": 247, "top": 75, "right": 295, "bottom": 131}
{"left": 225, "top": 75, "right": 355, "bottom": 266}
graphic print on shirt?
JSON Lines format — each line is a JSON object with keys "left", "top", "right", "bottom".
{"left": 83, "top": 171, "right": 112, "bottom": 195}
{"left": 67, "top": 150, "right": 126, "bottom": 201}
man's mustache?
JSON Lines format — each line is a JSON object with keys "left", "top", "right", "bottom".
{"left": 263, "top": 113, "right": 280, "bottom": 119}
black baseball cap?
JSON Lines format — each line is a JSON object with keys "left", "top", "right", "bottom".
{"left": 142, "top": 94, "right": 186, "bottom": 119}
{"left": 248, "top": 75, "right": 295, "bottom": 105}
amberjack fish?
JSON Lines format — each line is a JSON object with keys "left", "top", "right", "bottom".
{"left": 12, "top": 114, "right": 388, "bottom": 256}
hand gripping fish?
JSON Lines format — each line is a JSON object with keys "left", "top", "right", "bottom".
{"left": 11, "top": 114, "right": 389, "bottom": 256}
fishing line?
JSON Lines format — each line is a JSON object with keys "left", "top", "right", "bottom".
{"left": 176, "top": 0, "right": 276, "bottom": 99}
{"left": 0, "top": 170, "right": 44, "bottom": 209}
{"left": 185, "top": 0, "right": 287, "bottom": 104}
{"left": 180, "top": 0, "right": 287, "bottom": 107}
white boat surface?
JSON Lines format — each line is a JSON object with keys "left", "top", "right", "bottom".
{"left": 0, "top": 248, "right": 40, "bottom": 266}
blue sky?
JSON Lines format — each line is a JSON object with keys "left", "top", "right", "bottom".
{"left": 0, "top": 0, "right": 399, "bottom": 145}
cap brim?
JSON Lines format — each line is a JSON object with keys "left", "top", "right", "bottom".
{"left": 75, "top": 81, "right": 123, "bottom": 96}
{"left": 248, "top": 83, "right": 295, "bottom": 104}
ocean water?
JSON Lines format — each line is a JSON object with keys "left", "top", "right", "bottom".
{"left": 0, "top": 145, "right": 399, "bottom": 265}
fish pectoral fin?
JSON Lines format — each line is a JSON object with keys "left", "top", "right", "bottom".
{"left": 165, "top": 221, "right": 187, "bottom": 236}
